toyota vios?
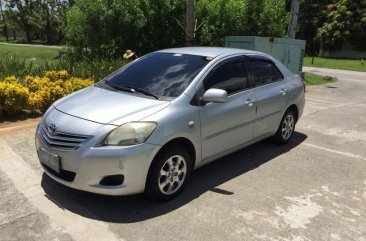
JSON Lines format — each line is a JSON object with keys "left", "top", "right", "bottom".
{"left": 36, "top": 47, "right": 305, "bottom": 201}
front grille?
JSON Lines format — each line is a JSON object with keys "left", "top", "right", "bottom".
{"left": 39, "top": 123, "right": 92, "bottom": 150}
{"left": 42, "top": 163, "right": 76, "bottom": 182}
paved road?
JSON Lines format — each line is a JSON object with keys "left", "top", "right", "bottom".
{"left": 0, "top": 42, "right": 63, "bottom": 49}
{"left": 0, "top": 68, "right": 365, "bottom": 241}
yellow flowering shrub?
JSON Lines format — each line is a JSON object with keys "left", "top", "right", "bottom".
{"left": 63, "top": 77, "right": 93, "bottom": 93}
{"left": 0, "top": 70, "right": 93, "bottom": 114}
{"left": 3, "top": 76, "right": 17, "bottom": 83}
{"left": 45, "top": 70, "right": 69, "bottom": 81}
{"left": 43, "top": 82, "right": 65, "bottom": 110}
{"left": 28, "top": 92, "right": 43, "bottom": 111}
{"left": 0, "top": 82, "right": 29, "bottom": 114}
{"left": 29, "top": 86, "right": 61, "bottom": 112}
{"left": 58, "top": 70, "right": 69, "bottom": 80}
{"left": 25, "top": 76, "right": 50, "bottom": 92}
{"left": 44, "top": 70, "right": 58, "bottom": 81}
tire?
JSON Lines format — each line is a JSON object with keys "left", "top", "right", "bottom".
{"left": 274, "top": 109, "right": 296, "bottom": 145}
{"left": 145, "top": 146, "right": 192, "bottom": 201}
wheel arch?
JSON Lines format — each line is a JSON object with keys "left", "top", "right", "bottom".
{"left": 287, "top": 104, "right": 299, "bottom": 123}
{"left": 145, "top": 137, "right": 197, "bottom": 189}
{"left": 156, "top": 137, "right": 196, "bottom": 168}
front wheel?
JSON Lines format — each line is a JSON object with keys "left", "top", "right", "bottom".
{"left": 274, "top": 110, "right": 296, "bottom": 144}
{"left": 145, "top": 146, "right": 191, "bottom": 201}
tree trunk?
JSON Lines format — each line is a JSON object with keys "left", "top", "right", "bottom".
{"left": 16, "top": 1, "right": 32, "bottom": 43}
{"left": 311, "top": 38, "right": 316, "bottom": 64}
{"left": 3, "top": 26, "right": 8, "bottom": 41}
{"left": 57, "top": 32, "right": 65, "bottom": 43}
{"left": 0, "top": 0, "right": 9, "bottom": 41}
{"left": 185, "top": 0, "right": 195, "bottom": 46}
{"left": 25, "top": 30, "right": 31, "bottom": 42}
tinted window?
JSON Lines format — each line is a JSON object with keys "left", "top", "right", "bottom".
{"left": 248, "top": 60, "right": 283, "bottom": 86}
{"left": 103, "top": 52, "right": 209, "bottom": 97}
{"left": 272, "top": 64, "right": 284, "bottom": 81}
{"left": 204, "top": 61, "right": 248, "bottom": 94}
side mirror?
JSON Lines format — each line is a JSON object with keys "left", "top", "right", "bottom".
{"left": 202, "top": 88, "right": 228, "bottom": 103}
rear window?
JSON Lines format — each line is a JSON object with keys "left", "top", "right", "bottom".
{"left": 104, "top": 52, "right": 210, "bottom": 98}
{"left": 204, "top": 61, "right": 248, "bottom": 94}
{"left": 248, "top": 60, "right": 284, "bottom": 86}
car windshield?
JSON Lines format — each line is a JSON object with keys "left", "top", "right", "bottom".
{"left": 101, "top": 52, "right": 210, "bottom": 98}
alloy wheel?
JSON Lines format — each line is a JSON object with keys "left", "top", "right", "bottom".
{"left": 158, "top": 155, "right": 187, "bottom": 195}
{"left": 281, "top": 114, "right": 294, "bottom": 140}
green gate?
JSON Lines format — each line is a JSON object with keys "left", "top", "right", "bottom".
{"left": 224, "top": 36, "right": 306, "bottom": 74}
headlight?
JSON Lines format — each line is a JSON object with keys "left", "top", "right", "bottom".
{"left": 104, "top": 122, "right": 157, "bottom": 146}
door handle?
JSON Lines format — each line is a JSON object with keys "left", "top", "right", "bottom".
{"left": 280, "top": 88, "right": 288, "bottom": 96}
{"left": 245, "top": 99, "right": 255, "bottom": 107}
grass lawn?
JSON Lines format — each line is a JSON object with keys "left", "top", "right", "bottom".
{"left": 304, "top": 57, "right": 366, "bottom": 72}
{"left": 304, "top": 72, "right": 336, "bottom": 86}
{"left": 0, "top": 44, "right": 60, "bottom": 64}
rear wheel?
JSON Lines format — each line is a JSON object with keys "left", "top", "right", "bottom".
{"left": 274, "top": 110, "right": 296, "bottom": 144}
{"left": 145, "top": 146, "right": 191, "bottom": 201}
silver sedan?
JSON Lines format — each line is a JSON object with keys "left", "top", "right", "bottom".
{"left": 35, "top": 47, "right": 305, "bottom": 201}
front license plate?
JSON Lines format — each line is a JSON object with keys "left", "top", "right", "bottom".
{"left": 39, "top": 148, "right": 61, "bottom": 173}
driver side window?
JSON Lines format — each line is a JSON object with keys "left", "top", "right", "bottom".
{"left": 203, "top": 61, "right": 248, "bottom": 95}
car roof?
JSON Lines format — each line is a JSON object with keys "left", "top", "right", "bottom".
{"left": 157, "top": 47, "right": 260, "bottom": 58}
{"left": 158, "top": 47, "right": 294, "bottom": 78}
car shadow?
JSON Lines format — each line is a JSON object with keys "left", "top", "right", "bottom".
{"left": 41, "top": 132, "right": 307, "bottom": 223}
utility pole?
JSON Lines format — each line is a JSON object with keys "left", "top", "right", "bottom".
{"left": 287, "top": 0, "right": 300, "bottom": 39}
{"left": 185, "top": 0, "right": 195, "bottom": 46}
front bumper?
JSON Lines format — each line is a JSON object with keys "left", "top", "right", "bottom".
{"left": 35, "top": 111, "right": 160, "bottom": 196}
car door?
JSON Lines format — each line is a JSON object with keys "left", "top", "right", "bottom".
{"left": 247, "top": 57, "right": 289, "bottom": 139}
{"left": 198, "top": 58, "right": 256, "bottom": 160}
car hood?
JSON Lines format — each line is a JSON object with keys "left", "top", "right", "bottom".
{"left": 54, "top": 86, "right": 170, "bottom": 126}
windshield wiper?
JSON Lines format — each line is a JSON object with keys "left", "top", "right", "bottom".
{"left": 122, "top": 85, "right": 159, "bottom": 100}
{"left": 105, "top": 80, "right": 159, "bottom": 100}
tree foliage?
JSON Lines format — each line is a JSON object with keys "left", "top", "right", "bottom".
{"left": 1, "top": 0, "right": 70, "bottom": 44}
{"left": 316, "top": 0, "right": 366, "bottom": 51}
{"left": 129, "top": 0, "right": 186, "bottom": 53}
{"left": 66, "top": 0, "right": 186, "bottom": 58}
{"left": 2, "top": 0, "right": 290, "bottom": 56}
{"left": 296, "top": 0, "right": 330, "bottom": 55}
{"left": 195, "top": 0, "right": 246, "bottom": 46}
{"left": 259, "top": 0, "right": 289, "bottom": 37}
{"left": 66, "top": 0, "right": 290, "bottom": 57}
{"left": 196, "top": 0, "right": 289, "bottom": 46}
{"left": 66, "top": 0, "right": 146, "bottom": 58}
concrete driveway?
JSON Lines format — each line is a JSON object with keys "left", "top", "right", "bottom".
{"left": 1, "top": 67, "right": 365, "bottom": 241}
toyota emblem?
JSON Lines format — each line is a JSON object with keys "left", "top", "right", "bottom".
{"left": 47, "top": 123, "right": 57, "bottom": 134}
